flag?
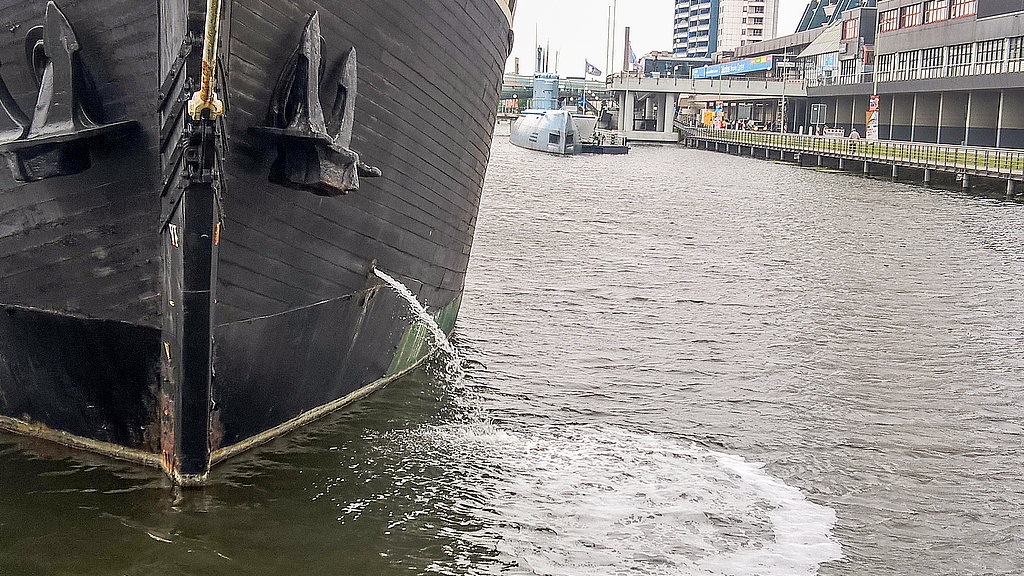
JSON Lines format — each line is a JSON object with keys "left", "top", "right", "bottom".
{"left": 628, "top": 43, "right": 638, "bottom": 71}
{"left": 586, "top": 60, "right": 602, "bottom": 77}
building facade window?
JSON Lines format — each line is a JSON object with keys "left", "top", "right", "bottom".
{"left": 920, "top": 46, "right": 945, "bottom": 78}
{"left": 976, "top": 39, "right": 1005, "bottom": 74}
{"left": 1010, "top": 36, "right": 1024, "bottom": 72}
{"left": 843, "top": 18, "right": 858, "bottom": 40}
{"left": 895, "top": 50, "right": 920, "bottom": 80}
{"left": 900, "top": 4, "right": 923, "bottom": 27}
{"left": 924, "top": 0, "right": 948, "bottom": 23}
{"left": 877, "top": 53, "right": 896, "bottom": 82}
{"left": 949, "top": 0, "right": 976, "bottom": 19}
{"left": 839, "top": 58, "right": 857, "bottom": 84}
{"left": 880, "top": 9, "right": 899, "bottom": 32}
{"left": 947, "top": 42, "right": 973, "bottom": 75}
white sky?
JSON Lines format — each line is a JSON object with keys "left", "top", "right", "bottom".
{"left": 506, "top": 0, "right": 809, "bottom": 75}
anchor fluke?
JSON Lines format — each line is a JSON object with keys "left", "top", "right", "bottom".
{"left": 0, "top": 1, "right": 136, "bottom": 182}
{"left": 253, "top": 12, "right": 380, "bottom": 197}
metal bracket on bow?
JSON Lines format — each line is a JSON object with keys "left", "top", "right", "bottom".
{"left": 0, "top": 2, "right": 136, "bottom": 182}
{"left": 251, "top": 11, "right": 380, "bottom": 197}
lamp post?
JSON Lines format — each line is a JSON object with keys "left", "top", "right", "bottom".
{"left": 867, "top": 9, "right": 882, "bottom": 141}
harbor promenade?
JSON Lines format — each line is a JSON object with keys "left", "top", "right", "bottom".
{"left": 681, "top": 126, "right": 1024, "bottom": 198}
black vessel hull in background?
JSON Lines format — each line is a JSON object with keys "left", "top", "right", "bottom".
{"left": 0, "top": 0, "right": 513, "bottom": 482}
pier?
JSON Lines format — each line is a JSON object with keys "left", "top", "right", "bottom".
{"left": 682, "top": 127, "right": 1024, "bottom": 198}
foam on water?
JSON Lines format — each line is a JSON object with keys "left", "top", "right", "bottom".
{"left": 404, "top": 423, "right": 842, "bottom": 576}
{"left": 373, "top": 267, "right": 462, "bottom": 380}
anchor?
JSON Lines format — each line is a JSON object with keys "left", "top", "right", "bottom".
{"left": 0, "top": 2, "right": 136, "bottom": 182}
{"left": 253, "top": 11, "right": 381, "bottom": 196}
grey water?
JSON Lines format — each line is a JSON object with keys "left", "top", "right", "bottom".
{"left": 2, "top": 125, "right": 1024, "bottom": 575}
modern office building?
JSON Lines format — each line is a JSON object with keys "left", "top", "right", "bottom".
{"left": 700, "top": 0, "right": 1024, "bottom": 147}
{"left": 674, "top": 0, "right": 780, "bottom": 58}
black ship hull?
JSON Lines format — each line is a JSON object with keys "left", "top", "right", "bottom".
{"left": 0, "top": 0, "right": 512, "bottom": 483}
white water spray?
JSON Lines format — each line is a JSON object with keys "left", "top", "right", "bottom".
{"left": 373, "top": 267, "right": 461, "bottom": 379}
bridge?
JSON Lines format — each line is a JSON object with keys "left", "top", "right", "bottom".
{"left": 606, "top": 74, "right": 808, "bottom": 142}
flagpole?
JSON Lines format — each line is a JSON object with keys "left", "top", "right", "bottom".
{"left": 611, "top": 0, "right": 617, "bottom": 74}
{"left": 605, "top": 5, "right": 611, "bottom": 78}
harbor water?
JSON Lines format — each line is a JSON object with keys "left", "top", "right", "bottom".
{"left": 2, "top": 124, "right": 1023, "bottom": 575}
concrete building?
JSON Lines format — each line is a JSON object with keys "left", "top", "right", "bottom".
{"left": 693, "top": 0, "right": 1024, "bottom": 148}
{"left": 674, "top": 0, "right": 780, "bottom": 58}
{"left": 808, "top": 0, "right": 1024, "bottom": 147}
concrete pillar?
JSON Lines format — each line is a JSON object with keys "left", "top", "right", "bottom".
{"left": 891, "top": 94, "right": 915, "bottom": 141}
{"left": 622, "top": 91, "right": 635, "bottom": 132}
{"left": 645, "top": 95, "right": 656, "bottom": 126}
{"left": 1007, "top": 179, "right": 1016, "bottom": 200}
{"left": 853, "top": 96, "right": 868, "bottom": 138}
{"left": 998, "top": 89, "right": 1024, "bottom": 148}
{"left": 913, "top": 93, "right": 941, "bottom": 143}
{"left": 966, "top": 91, "right": 1000, "bottom": 147}
{"left": 924, "top": 169, "right": 932, "bottom": 184}
{"left": 818, "top": 155, "right": 823, "bottom": 167}
{"left": 892, "top": 164, "right": 898, "bottom": 180}
{"left": 838, "top": 158, "right": 845, "bottom": 170}
{"left": 864, "top": 161, "right": 870, "bottom": 174}
{"left": 939, "top": 92, "right": 968, "bottom": 145}
{"left": 656, "top": 93, "right": 675, "bottom": 133}
{"left": 962, "top": 173, "right": 972, "bottom": 191}
{"left": 836, "top": 98, "right": 854, "bottom": 135}
{"left": 881, "top": 94, "right": 894, "bottom": 140}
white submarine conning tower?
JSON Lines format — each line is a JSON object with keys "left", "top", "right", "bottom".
{"left": 532, "top": 72, "right": 559, "bottom": 111}
{"left": 509, "top": 73, "right": 582, "bottom": 155}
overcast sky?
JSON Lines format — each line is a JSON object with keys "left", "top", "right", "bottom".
{"left": 506, "top": 0, "right": 809, "bottom": 75}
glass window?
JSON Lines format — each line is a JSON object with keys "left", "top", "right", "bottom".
{"left": 895, "top": 50, "right": 920, "bottom": 80}
{"left": 1010, "top": 36, "right": 1024, "bottom": 72}
{"left": 901, "top": 4, "right": 923, "bottom": 27}
{"left": 949, "top": 0, "right": 976, "bottom": 18}
{"left": 880, "top": 9, "right": 899, "bottom": 32}
{"left": 920, "top": 46, "right": 945, "bottom": 78}
{"left": 924, "top": 0, "right": 948, "bottom": 23}
{"left": 877, "top": 53, "right": 896, "bottom": 82}
{"left": 976, "top": 39, "right": 1004, "bottom": 74}
{"left": 947, "top": 42, "right": 973, "bottom": 75}
{"left": 843, "top": 19, "right": 859, "bottom": 40}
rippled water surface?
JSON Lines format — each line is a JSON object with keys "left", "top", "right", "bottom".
{"left": 2, "top": 125, "right": 1023, "bottom": 575}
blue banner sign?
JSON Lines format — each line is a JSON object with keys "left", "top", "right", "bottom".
{"left": 692, "top": 56, "right": 774, "bottom": 79}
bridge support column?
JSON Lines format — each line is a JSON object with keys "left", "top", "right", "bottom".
{"left": 962, "top": 173, "right": 972, "bottom": 191}
{"left": 657, "top": 92, "right": 678, "bottom": 136}
{"left": 924, "top": 169, "right": 932, "bottom": 185}
{"left": 864, "top": 161, "right": 870, "bottom": 174}
{"left": 817, "top": 155, "right": 823, "bottom": 167}
{"left": 619, "top": 91, "right": 635, "bottom": 132}
{"left": 838, "top": 158, "right": 845, "bottom": 170}
{"left": 891, "top": 164, "right": 898, "bottom": 180}
{"left": 1006, "top": 179, "right": 1016, "bottom": 200}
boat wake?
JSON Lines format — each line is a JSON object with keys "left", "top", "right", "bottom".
{"left": 395, "top": 422, "right": 842, "bottom": 576}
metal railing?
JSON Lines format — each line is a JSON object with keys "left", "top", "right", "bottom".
{"left": 684, "top": 127, "right": 1024, "bottom": 179}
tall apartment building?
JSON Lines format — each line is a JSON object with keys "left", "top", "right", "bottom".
{"left": 674, "top": 0, "right": 780, "bottom": 58}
